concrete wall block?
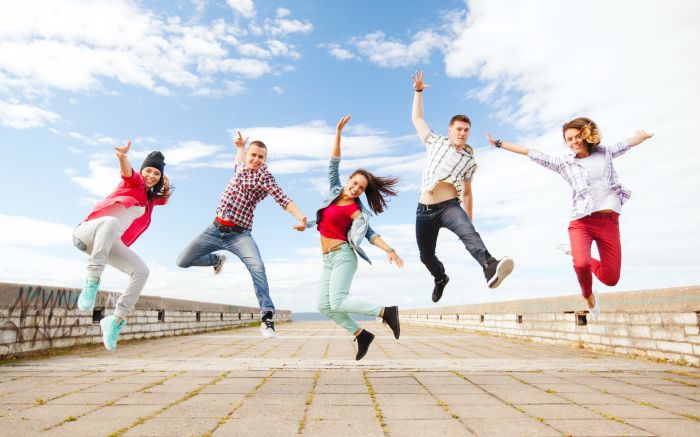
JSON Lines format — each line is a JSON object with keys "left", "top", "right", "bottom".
{"left": 629, "top": 313, "right": 663, "bottom": 324}
{"left": 627, "top": 325, "right": 652, "bottom": 338}
{"left": 661, "top": 313, "right": 698, "bottom": 325}
{"left": 610, "top": 336, "right": 632, "bottom": 347}
{"left": 682, "top": 354, "right": 700, "bottom": 366}
{"left": 630, "top": 338, "right": 657, "bottom": 350}
{"left": 586, "top": 324, "right": 607, "bottom": 335}
{"left": 651, "top": 327, "right": 687, "bottom": 341}
{"left": 606, "top": 326, "right": 630, "bottom": 337}
{"left": 684, "top": 326, "right": 700, "bottom": 336}
{"left": 647, "top": 349, "right": 682, "bottom": 362}
{"left": 656, "top": 340, "right": 694, "bottom": 354}
{"left": 579, "top": 334, "right": 602, "bottom": 344}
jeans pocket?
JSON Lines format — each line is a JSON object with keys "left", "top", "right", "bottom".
{"left": 73, "top": 235, "right": 88, "bottom": 252}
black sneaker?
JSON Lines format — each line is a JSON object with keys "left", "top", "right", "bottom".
{"left": 432, "top": 275, "right": 449, "bottom": 302}
{"left": 484, "top": 257, "right": 514, "bottom": 289}
{"left": 354, "top": 329, "right": 375, "bottom": 361}
{"left": 381, "top": 306, "right": 400, "bottom": 339}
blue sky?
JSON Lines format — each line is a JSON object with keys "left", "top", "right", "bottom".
{"left": 1, "top": 0, "right": 699, "bottom": 312}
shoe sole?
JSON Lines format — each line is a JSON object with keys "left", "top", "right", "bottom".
{"left": 77, "top": 300, "right": 95, "bottom": 312}
{"left": 99, "top": 318, "right": 116, "bottom": 351}
{"left": 488, "top": 257, "right": 514, "bottom": 289}
{"left": 260, "top": 328, "right": 277, "bottom": 338}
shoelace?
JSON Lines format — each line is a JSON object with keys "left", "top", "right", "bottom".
{"left": 263, "top": 320, "right": 275, "bottom": 330}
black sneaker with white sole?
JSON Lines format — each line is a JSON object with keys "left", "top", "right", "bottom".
{"left": 260, "top": 311, "right": 276, "bottom": 337}
{"left": 484, "top": 257, "right": 514, "bottom": 289}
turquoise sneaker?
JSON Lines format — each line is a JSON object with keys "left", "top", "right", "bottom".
{"left": 77, "top": 277, "right": 100, "bottom": 311}
{"left": 100, "top": 315, "right": 126, "bottom": 351}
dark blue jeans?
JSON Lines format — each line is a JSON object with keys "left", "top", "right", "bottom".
{"left": 415, "top": 199, "right": 491, "bottom": 281}
{"left": 176, "top": 224, "right": 274, "bottom": 316}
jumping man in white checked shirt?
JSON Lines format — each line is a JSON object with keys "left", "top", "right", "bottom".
{"left": 176, "top": 132, "right": 308, "bottom": 337}
{"left": 411, "top": 71, "right": 514, "bottom": 303}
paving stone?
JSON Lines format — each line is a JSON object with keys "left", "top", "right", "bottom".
{"left": 546, "top": 418, "right": 655, "bottom": 436}
{"left": 624, "top": 418, "right": 700, "bottom": 437}
{"left": 384, "top": 418, "right": 474, "bottom": 436}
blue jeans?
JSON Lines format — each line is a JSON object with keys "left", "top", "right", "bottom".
{"left": 317, "top": 245, "right": 382, "bottom": 334}
{"left": 415, "top": 199, "right": 492, "bottom": 281}
{"left": 176, "top": 224, "right": 274, "bottom": 316}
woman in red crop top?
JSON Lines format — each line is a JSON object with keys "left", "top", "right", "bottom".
{"left": 315, "top": 115, "right": 404, "bottom": 361}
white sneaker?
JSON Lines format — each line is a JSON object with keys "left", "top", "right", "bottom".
{"left": 260, "top": 320, "right": 277, "bottom": 338}
{"left": 213, "top": 253, "right": 226, "bottom": 275}
{"left": 556, "top": 243, "right": 572, "bottom": 256}
{"left": 587, "top": 289, "right": 601, "bottom": 322}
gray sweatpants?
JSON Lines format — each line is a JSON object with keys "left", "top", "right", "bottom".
{"left": 73, "top": 216, "right": 149, "bottom": 319}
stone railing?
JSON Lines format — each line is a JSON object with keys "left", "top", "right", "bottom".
{"left": 400, "top": 285, "right": 700, "bottom": 366}
{"left": 0, "top": 282, "right": 291, "bottom": 359}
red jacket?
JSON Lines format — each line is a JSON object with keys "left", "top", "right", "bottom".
{"left": 85, "top": 170, "right": 168, "bottom": 246}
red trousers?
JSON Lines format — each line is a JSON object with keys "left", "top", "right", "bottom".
{"left": 567, "top": 211, "right": 621, "bottom": 299}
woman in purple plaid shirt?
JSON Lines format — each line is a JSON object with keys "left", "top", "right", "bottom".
{"left": 486, "top": 118, "right": 653, "bottom": 321}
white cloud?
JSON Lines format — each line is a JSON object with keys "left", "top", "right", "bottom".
{"left": 271, "top": 85, "right": 283, "bottom": 94}
{"left": 0, "top": 215, "right": 74, "bottom": 247}
{"left": 226, "top": 0, "right": 256, "bottom": 18}
{"left": 264, "top": 16, "right": 313, "bottom": 36}
{"left": 0, "top": 100, "right": 60, "bottom": 128}
{"left": 323, "top": 43, "right": 358, "bottom": 61}
{"left": 352, "top": 30, "right": 448, "bottom": 68}
{"left": 163, "top": 140, "right": 223, "bottom": 165}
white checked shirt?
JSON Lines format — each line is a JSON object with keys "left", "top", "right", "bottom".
{"left": 527, "top": 142, "right": 632, "bottom": 219}
{"left": 421, "top": 131, "right": 477, "bottom": 197}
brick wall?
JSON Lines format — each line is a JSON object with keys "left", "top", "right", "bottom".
{"left": 0, "top": 282, "right": 291, "bottom": 359}
{"left": 400, "top": 285, "right": 700, "bottom": 366}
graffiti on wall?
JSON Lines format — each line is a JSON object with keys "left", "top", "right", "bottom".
{"left": 1, "top": 285, "right": 83, "bottom": 350}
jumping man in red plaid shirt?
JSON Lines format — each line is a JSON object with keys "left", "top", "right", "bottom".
{"left": 176, "top": 132, "right": 308, "bottom": 337}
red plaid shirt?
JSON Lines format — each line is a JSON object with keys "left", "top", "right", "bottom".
{"left": 216, "top": 162, "right": 292, "bottom": 229}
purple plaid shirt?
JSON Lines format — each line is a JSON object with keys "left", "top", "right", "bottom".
{"left": 216, "top": 162, "right": 292, "bottom": 229}
{"left": 527, "top": 142, "right": 631, "bottom": 219}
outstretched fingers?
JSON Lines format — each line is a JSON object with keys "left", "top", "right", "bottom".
{"left": 114, "top": 140, "right": 131, "bottom": 157}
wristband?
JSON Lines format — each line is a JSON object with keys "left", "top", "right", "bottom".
{"left": 495, "top": 139, "right": 503, "bottom": 148}
{"left": 386, "top": 248, "right": 395, "bottom": 254}
{"left": 414, "top": 89, "right": 423, "bottom": 93}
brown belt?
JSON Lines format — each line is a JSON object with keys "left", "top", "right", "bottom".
{"left": 322, "top": 242, "right": 347, "bottom": 255}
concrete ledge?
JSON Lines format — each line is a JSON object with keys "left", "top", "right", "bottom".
{"left": 401, "top": 285, "right": 700, "bottom": 366}
{"left": 0, "top": 282, "right": 291, "bottom": 359}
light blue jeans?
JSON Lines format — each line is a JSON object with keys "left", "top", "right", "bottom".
{"left": 176, "top": 224, "right": 274, "bottom": 316}
{"left": 317, "top": 245, "right": 381, "bottom": 334}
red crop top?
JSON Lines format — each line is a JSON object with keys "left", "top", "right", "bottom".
{"left": 317, "top": 202, "right": 360, "bottom": 241}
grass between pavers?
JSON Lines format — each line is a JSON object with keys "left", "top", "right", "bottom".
{"left": 198, "top": 371, "right": 274, "bottom": 437}
{"left": 410, "top": 373, "right": 461, "bottom": 420}
{"left": 662, "top": 376, "right": 698, "bottom": 387}
{"left": 0, "top": 321, "right": 262, "bottom": 364}
{"left": 41, "top": 371, "right": 182, "bottom": 432}
{"left": 296, "top": 370, "right": 321, "bottom": 435}
{"left": 362, "top": 370, "right": 388, "bottom": 434}
{"left": 28, "top": 369, "right": 141, "bottom": 408}
{"left": 666, "top": 369, "right": 700, "bottom": 380}
{"left": 322, "top": 339, "right": 331, "bottom": 359}
{"left": 107, "top": 371, "right": 226, "bottom": 437}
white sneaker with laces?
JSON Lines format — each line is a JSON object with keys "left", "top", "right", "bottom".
{"left": 260, "top": 319, "right": 277, "bottom": 338}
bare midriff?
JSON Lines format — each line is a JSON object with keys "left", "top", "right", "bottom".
{"left": 419, "top": 181, "right": 459, "bottom": 205}
{"left": 320, "top": 235, "right": 347, "bottom": 253}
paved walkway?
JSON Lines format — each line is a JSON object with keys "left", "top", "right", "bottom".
{"left": 1, "top": 321, "right": 699, "bottom": 436}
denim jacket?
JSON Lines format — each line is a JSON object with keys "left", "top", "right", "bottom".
{"left": 306, "top": 156, "right": 379, "bottom": 264}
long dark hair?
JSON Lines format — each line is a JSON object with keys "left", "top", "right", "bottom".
{"left": 146, "top": 176, "right": 172, "bottom": 201}
{"left": 350, "top": 169, "right": 399, "bottom": 215}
